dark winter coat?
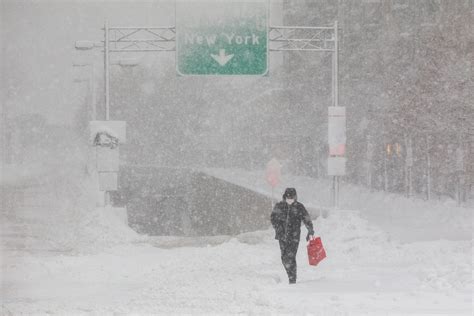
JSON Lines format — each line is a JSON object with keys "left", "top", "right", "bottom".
{"left": 271, "top": 200, "right": 314, "bottom": 242}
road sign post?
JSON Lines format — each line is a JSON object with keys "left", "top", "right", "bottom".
{"left": 176, "top": 0, "right": 268, "bottom": 75}
{"left": 266, "top": 158, "right": 282, "bottom": 208}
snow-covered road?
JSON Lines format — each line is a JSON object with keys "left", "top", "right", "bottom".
{"left": 3, "top": 225, "right": 471, "bottom": 315}
{"left": 1, "top": 166, "right": 472, "bottom": 315}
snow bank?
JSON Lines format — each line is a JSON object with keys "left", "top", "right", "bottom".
{"left": 337, "top": 183, "right": 472, "bottom": 241}
{"left": 45, "top": 173, "right": 143, "bottom": 254}
{"left": 1, "top": 146, "right": 142, "bottom": 255}
{"left": 316, "top": 210, "right": 472, "bottom": 294}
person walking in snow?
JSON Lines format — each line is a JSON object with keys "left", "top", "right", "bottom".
{"left": 271, "top": 188, "right": 314, "bottom": 284}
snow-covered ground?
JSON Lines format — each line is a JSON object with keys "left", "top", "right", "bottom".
{"left": 1, "top": 164, "right": 473, "bottom": 315}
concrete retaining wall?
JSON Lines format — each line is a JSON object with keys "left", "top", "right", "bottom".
{"left": 112, "top": 166, "right": 272, "bottom": 236}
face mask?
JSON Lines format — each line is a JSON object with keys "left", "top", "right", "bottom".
{"left": 286, "top": 199, "right": 295, "bottom": 205}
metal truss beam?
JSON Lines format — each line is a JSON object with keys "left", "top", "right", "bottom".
{"left": 269, "top": 26, "right": 335, "bottom": 52}
{"left": 106, "top": 27, "right": 176, "bottom": 52}
{"left": 101, "top": 25, "right": 336, "bottom": 53}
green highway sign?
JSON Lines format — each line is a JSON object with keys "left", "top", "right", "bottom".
{"left": 176, "top": 0, "right": 268, "bottom": 76}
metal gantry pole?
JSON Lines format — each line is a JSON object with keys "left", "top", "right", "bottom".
{"left": 334, "top": 20, "right": 339, "bottom": 108}
{"left": 91, "top": 63, "right": 97, "bottom": 120}
{"left": 332, "top": 20, "right": 339, "bottom": 209}
{"left": 104, "top": 20, "right": 111, "bottom": 207}
{"left": 104, "top": 20, "right": 110, "bottom": 121}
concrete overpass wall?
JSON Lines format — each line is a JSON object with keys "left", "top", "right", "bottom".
{"left": 112, "top": 166, "right": 273, "bottom": 236}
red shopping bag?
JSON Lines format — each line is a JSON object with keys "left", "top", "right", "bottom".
{"left": 307, "top": 237, "right": 326, "bottom": 266}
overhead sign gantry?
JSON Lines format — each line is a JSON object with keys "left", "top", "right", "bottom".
{"left": 75, "top": 2, "right": 344, "bottom": 208}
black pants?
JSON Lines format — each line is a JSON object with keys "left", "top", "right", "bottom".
{"left": 279, "top": 240, "right": 299, "bottom": 283}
